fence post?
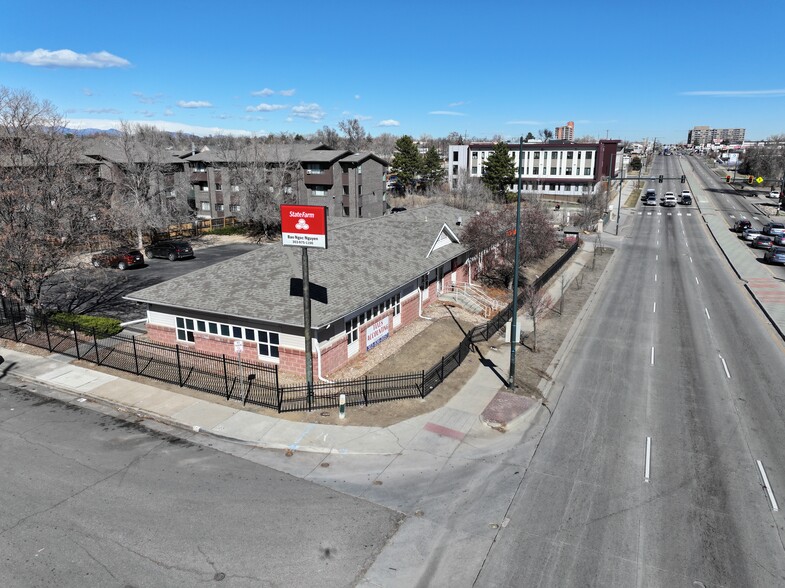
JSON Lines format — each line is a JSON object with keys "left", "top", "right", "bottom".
{"left": 440, "top": 356, "right": 445, "bottom": 383}
{"left": 364, "top": 375, "right": 369, "bottom": 406}
{"left": 421, "top": 370, "right": 426, "bottom": 399}
{"left": 132, "top": 336, "right": 139, "bottom": 374}
{"left": 222, "top": 354, "right": 230, "bottom": 400}
{"left": 11, "top": 310, "right": 18, "bottom": 341}
{"left": 73, "top": 324, "right": 80, "bottom": 359}
{"left": 176, "top": 345, "right": 183, "bottom": 387}
{"left": 93, "top": 329, "right": 100, "bottom": 365}
{"left": 44, "top": 317, "right": 52, "bottom": 351}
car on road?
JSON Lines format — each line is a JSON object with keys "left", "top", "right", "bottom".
{"left": 773, "top": 234, "right": 785, "bottom": 246}
{"left": 764, "top": 246, "right": 785, "bottom": 265}
{"left": 751, "top": 235, "right": 775, "bottom": 250}
{"left": 91, "top": 248, "right": 144, "bottom": 270}
{"left": 643, "top": 195, "right": 658, "bottom": 206}
{"left": 642, "top": 188, "right": 656, "bottom": 202}
{"left": 769, "top": 190, "right": 781, "bottom": 199}
{"left": 679, "top": 190, "right": 692, "bottom": 205}
{"left": 741, "top": 227, "right": 762, "bottom": 241}
{"left": 762, "top": 222, "right": 785, "bottom": 236}
{"left": 662, "top": 192, "right": 677, "bottom": 207}
{"left": 733, "top": 219, "right": 752, "bottom": 233}
{"left": 145, "top": 240, "right": 194, "bottom": 261}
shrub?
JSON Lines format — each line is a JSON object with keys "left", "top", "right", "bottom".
{"left": 206, "top": 225, "right": 246, "bottom": 236}
{"left": 49, "top": 312, "right": 123, "bottom": 337}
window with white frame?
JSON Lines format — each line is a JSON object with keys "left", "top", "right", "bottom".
{"left": 345, "top": 317, "right": 358, "bottom": 344}
{"left": 200, "top": 202, "right": 211, "bottom": 211}
{"left": 188, "top": 319, "right": 280, "bottom": 359}
{"left": 231, "top": 184, "right": 240, "bottom": 192}
{"left": 216, "top": 204, "right": 224, "bottom": 211}
{"left": 313, "top": 185, "right": 328, "bottom": 196}
{"left": 230, "top": 204, "right": 240, "bottom": 212}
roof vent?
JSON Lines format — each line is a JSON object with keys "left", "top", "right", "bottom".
{"left": 456, "top": 216, "right": 462, "bottom": 226}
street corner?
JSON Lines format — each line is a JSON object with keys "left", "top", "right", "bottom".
{"left": 480, "top": 390, "right": 536, "bottom": 432}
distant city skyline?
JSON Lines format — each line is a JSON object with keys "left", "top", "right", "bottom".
{"left": 2, "top": 0, "right": 784, "bottom": 144}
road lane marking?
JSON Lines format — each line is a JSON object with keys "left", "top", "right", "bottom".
{"left": 644, "top": 437, "right": 652, "bottom": 483}
{"left": 757, "top": 460, "right": 779, "bottom": 512}
{"left": 687, "top": 213, "right": 692, "bottom": 216}
{"left": 655, "top": 273, "right": 657, "bottom": 282}
{"left": 696, "top": 276, "right": 700, "bottom": 285}
{"left": 730, "top": 214, "right": 736, "bottom": 219}
{"left": 651, "top": 347, "right": 655, "bottom": 365}
{"left": 754, "top": 216, "right": 760, "bottom": 221}
{"left": 653, "top": 302, "right": 656, "bottom": 313}
{"left": 705, "top": 308, "right": 711, "bottom": 319}
{"left": 689, "top": 256, "right": 693, "bottom": 263}
{"left": 656, "top": 254, "right": 658, "bottom": 261}
{"left": 719, "top": 355, "right": 731, "bottom": 378}
{"left": 657, "top": 212, "right": 662, "bottom": 216}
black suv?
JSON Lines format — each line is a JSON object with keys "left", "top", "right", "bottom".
{"left": 733, "top": 219, "right": 752, "bottom": 233}
{"left": 91, "top": 248, "right": 144, "bottom": 270}
{"left": 145, "top": 240, "right": 194, "bottom": 261}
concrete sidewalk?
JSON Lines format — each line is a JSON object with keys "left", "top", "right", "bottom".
{"left": 0, "top": 242, "right": 598, "bottom": 456}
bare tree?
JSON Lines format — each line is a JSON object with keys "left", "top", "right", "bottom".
{"left": 0, "top": 87, "right": 98, "bottom": 329}
{"left": 313, "top": 126, "right": 340, "bottom": 149}
{"left": 370, "top": 133, "right": 398, "bottom": 160}
{"left": 538, "top": 128, "right": 554, "bottom": 142}
{"left": 338, "top": 118, "right": 370, "bottom": 152}
{"left": 106, "top": 122, "right": 193, "bottom": 250}
{"left": 216, "top": 139, "right": 301, "bottom": 240}
{"left": 522, "top": 283, "right": 553, "bottom": 352}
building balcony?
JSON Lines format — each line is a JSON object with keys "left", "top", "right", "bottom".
{"left": 191, "top": 171, "right": 208, "bottom": 182}
{"left": 303, "top": 169, "right": 333, "bottom": 185}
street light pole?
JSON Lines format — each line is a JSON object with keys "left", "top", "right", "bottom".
{"left": 615, "top": 160, "right": 624, "bottom": 236}
{"left": 508, "top": 137, "right": 524, "bottom": 389}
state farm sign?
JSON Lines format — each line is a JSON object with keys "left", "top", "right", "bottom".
{"left": 281, "top": 205, "right": 328, "bottom": 249}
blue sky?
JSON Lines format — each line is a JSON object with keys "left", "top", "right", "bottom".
{"left": 2, "top": 0, "right": 784, "bottom": 144}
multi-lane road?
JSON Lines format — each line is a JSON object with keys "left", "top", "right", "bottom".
{"left": 475, "top": 155, "right": 785, "bottom": 586}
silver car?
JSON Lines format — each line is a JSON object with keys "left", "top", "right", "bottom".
{"left": 741, "top": 228, "right": 762, "bottom": 241}
{"left": 764, "top": 246, "right": 785, "bottom": 265}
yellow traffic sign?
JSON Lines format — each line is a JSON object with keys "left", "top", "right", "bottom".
{"left": 756, "top": 176, "right": 764, "bottom": 184}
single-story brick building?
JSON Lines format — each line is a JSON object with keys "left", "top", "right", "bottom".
{"left": 125, "top": 204, "right": 480, "bottom": 378}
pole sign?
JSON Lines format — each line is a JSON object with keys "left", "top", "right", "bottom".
{"left": 281, "top": 205, "right": 328, "bottom": 249}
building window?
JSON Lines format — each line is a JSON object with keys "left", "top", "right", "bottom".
{"left": 358, "top": 207, "right": 362, "bottom": 217}
{"left": 257, "top": 330, "right": 279, "bottom": 359}
{"left": 453, "top": 151, "right": 459, "bottom": 162}
{"left": 586, "top": 152, "right": 593, "bottom": 159}
{"left": 471, "top": 152, "right": 478, "bottom": 159}
{"left": 533, "top": 167, "right": 539, "bottom": 174}
{"left": 176, "top": 317, "right": 195, "bottom": 343}
{"left": 194, "top": 164, "right": 206, "bottom": 172}
{"left": 231, "top": 184, "right": 240, "bottom": 192}
{"left": 201, "top": 185, "right": 209, "bottom": 192}
{"left": 357, "top": 165, "right": 362, "bottom": 174}
{"left": 550, "top": 167, "right": 557, "bottom": 175}
{"left": 471, "top": 166, "right": 478, "bottom": 174}
{"left": 551, "top": 151, "right": 558, "bottom": 159}
{"left": 229, "top": 204, "right": 240, "bottom": 212}
{"left": 343, "top": 206, "right": 350, "bottom": 216}
{"left": 565, "top": 169, "right": 572, "bottom": 175}
{"left": 313, "top": 186, "right": 327, "bottom": 196}
{"left": 345, "top": 317, "right": 358, "bottom": 344}
{"left": 452, "top": 165, "right": 458, "bottom": 174}
{"left": 200, "top": 202, "right": 211, "bottom": 211}
{"left": 566, "top": 152, "right": 573, "bottom": 159}
{"left": 215, "top": 183, "right": 222, "bottom": 191}
{"left": 534, "top": 152, "right": 540, "bottom": 160}
{"left": 216, "top": 204, "right": 224, "bottom": 211}
{"left": 577, "top": 152, "right": 582, "bottom": 160}
{"left": 394, "top": 293, "right": 401, "bottom": 316}
{"left": 584, "top": 167, "right": 591, "bottom": 175}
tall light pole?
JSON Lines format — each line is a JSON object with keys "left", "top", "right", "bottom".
{"left": 509, "top": 137, "right": 524, "bottom": 389}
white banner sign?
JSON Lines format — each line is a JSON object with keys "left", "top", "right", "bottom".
{"left": 366, "top": 316, "right": 390, "bottom": 351}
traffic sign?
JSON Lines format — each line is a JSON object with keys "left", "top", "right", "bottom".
{"left": 234, "top": 340, "right": 244, "bottom": 354}
{"left": 756, "top": 177, "right": 764, "bottom": 184}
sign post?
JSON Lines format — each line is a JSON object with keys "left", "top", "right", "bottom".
{"left": 234, "top": 339, "right": 244, "bottom": 396}
{"left": 281, "top": 205, "right": 328, "bottom": 411}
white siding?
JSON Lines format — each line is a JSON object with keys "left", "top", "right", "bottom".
{"left": 148, "top": 310, "right": 176, "bottom": 327}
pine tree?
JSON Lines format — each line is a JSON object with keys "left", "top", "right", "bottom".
{"left": 482, "top": 141, "right": 516, "bottom": 201}
{"left": 391, "top": 135, "right": 421, "bottom": 193}
{"left": 420, "top": 146, "right": 446, "bottom": 190}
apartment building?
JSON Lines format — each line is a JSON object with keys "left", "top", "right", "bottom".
{"left": 555, "top": 121, "right": 575, "bottom": 141}
{"left": 687, "top": 126, "right": 746, "bottom": 146}
{"left": 447, "top": 139, "right": 620, "bottom": 198}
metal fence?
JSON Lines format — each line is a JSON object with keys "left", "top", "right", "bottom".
{"left": 0, "top": 240, "right": 579, "bottom": 413}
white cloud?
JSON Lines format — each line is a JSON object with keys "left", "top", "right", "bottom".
{"left": 251, "top": 87, "right": 295, "bottom": 97}
{"left": 429, "top": 110, "right": 465, "bottom": 116}
{"left": 81, "top": 107, "right": 121, "bottom": 114}
{"left": 66, "top": 117, "right": 258, "bottom": 137}
{"left": 177, "top": 100, "right": 213, "bottom": 108}
{"left": 681, "top": 88, "right": 785, "bottom": 97}
{"left": 448, "top": 101, "right": 466, "bottom": 107}
{"left": 290, "top": 102, "right": 326, "bottom": 122}
{"left": 356, "top": 114, "right": 372, "bottom": 121}
{"left": 83, "top": 88, "right": 94, "bottom": 96}
{"left": 378, "top": 119, "right": 400, "bottom": 127}
{"left": 245, "top": 103, "right": 288, "bottom": 112}
{"left": 137, "top": 110, "right": 156, "bottom": 118}
{"left": 163, "top": 108, "right": 174, "bottom": 116}
{"left": 133, "top": 91, "right": 164, "bottom": 104}
{"left": 0, "top": 48, "right": 130, "bottom": 68}
{"left": 505, "top": 120, "right": 542, "bottom": 125}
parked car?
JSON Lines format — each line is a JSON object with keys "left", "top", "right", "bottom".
{"left": 145, "top": 240, "right": 194, "bottom": 261}
{"left": 733, "top": 219, "right": 752, "bottom": 233}
{"left": 662, "top": 192, "right": 677, "bottom": 207}
{"left": 751, "top": 235, "right": 774, "bottom": 249}
{"left": 741, "top": 227, "right": 762, "bottom": 241}
{"left": 642, "top": 188, "right": 656, "bottom": 202}
{"left": 679, "top": 190, "right": 692, "bottom": 205}
{"left": 762, "top": 222, "right": 785, "bottom": 236}
{"left": 764, "top": 246, "right": 785, "bottom": 265}
{"left": 91, "top": 248, "right": 144, "bottom": 270}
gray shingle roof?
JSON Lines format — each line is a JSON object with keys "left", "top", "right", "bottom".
{"left": 125, "top": 204, "right": 471, "bottom": 328}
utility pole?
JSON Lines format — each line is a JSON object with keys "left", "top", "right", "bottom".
{"left": 616, "top": 161, "right": 625, "bottom": 236}
{"left": 508, "top": 137, "right": 524, "bottom": 389}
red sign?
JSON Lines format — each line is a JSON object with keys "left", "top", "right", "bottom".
{"left": 281, "top": 205, "right": 328, "bottom": 249}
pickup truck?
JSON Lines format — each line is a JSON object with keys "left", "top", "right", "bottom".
{"left": 662, "top": 192, "right": 677, "bottom": 207}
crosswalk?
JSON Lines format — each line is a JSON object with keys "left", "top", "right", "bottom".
{"left": 728, "top": 214, "right": 760, "bottom": 221}
{"left": 638, "top": 211, "right": 692, "bottom": 216}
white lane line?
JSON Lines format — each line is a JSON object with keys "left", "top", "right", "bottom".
{"left": 677, "top": 212, "right": 682, "bottom": 216}
{"left": 657, "top": 212, "right": 662, "bottom": 216}
{"left": 657, "top": 240, "right": 659, "bottom": 246}
{"left": 655, "top": 273, "right": 657, "bottom": 282}
{"left": 695, "top": 276, "right": 700, "bottom": 285}
{"left": 754, "top": 216, "right": 760, "bottom": 221}
{"left": 638, "top": 211, "right": 643, "bottom": 215}
{"left": 653, "top": 302, "right": 656, "bottom": 313}
{"left": 651, "top": 347, "right": 655, "bottom": 366}
{"left": 647, "top": 212, "right": 652, "bottom": 216}
{"left": 644, "top": 437, "right": 652, "bottom": 483}
{"left": 689, "top": 256, "right": 693, "bottom": 263}
{"left": 757, "top": 460, "right": 779, "bottom": 512}
{"left": 729, "top": 214, "right": 736, "bottom": 219}
{"left": 687, "top": 213, "right": 692, "bottom": 216}
{"left": 705, "top": 307, "right": 711, "bottom": 319}
{"left": 656, "top": 254, "right": 658, "bottom": 261}
{"left": 685, "top": 241, "right": 689, "bottom": 247}
{"left": 719, "top": 355, "right": 731, "bottom": 378}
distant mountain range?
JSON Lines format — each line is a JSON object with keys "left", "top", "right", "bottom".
{"left": 63, "top": 127, "right": 122, "bottom": 136}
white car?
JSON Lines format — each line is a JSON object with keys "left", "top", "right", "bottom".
{"left": 662, "top": 192, "right": 677, "bottom": 207}
{"left": 770, "top": 190, "right": 782, "bottom": 199}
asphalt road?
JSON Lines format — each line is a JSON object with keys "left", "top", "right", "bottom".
{"left": 0, "top": 381, "right": 401, "bottom": 588}
{"left": 475, "top": 155, "right": 785, "bottom": 586}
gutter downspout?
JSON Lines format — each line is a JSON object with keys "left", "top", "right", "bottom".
{"left": 419, "top": 284, "right": 433, "bottom": 321}
{"left": 312, "top": 334, "right": 332, "bottom": 383}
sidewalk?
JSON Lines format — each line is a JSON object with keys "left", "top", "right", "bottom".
{"left": 0, "top": 243, "right": 598, "bottom": 456}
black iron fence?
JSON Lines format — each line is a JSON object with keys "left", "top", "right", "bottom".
{"left": 0, "top": 240, "right": 579, "bottom": 413}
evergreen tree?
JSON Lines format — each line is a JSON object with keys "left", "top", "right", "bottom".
{"left": 524, "top": 132, "right": 535, "bottom": 142}
{"left": 391, "top": 135, "right": 421, "bottom": 193}
{"left": 481, "top": 141, "right": 516, "bottom": 201}
{"left": 420, "top": 146, "right": 446, "bottom": 190}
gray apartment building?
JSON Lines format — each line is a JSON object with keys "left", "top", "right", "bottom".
{"left": 687, "top": 126, "right": 746, "bottom": 146}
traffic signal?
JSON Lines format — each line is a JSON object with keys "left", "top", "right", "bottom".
{"left": 680, "top": 175, "right": 686, "bottom": 184}
{"left": 658, "top": 175, "right": 663, "bottom": 183}
{"left": 748, "top": 175, "right": 754, "bottom": 185}
{"left": 726, "top": 175, "right": 731, "bottom": 183}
